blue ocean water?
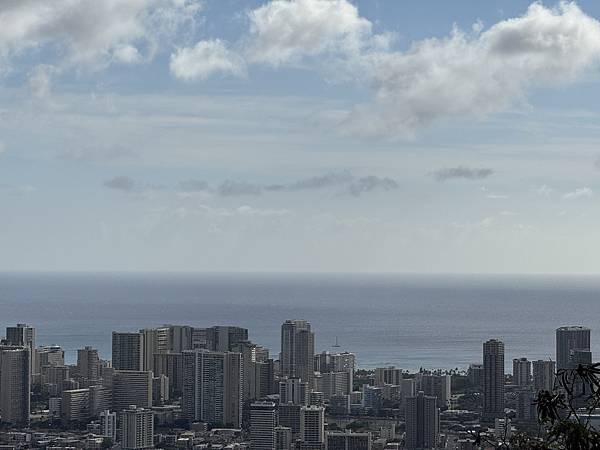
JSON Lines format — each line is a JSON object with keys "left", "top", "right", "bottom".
{"left": 0, "top": 272, "right": 598, "bottom": 371}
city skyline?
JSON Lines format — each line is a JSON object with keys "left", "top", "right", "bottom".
{"left": 2, "top": 1, "right": 600, "bottom": 272}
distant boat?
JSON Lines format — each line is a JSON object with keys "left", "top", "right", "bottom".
{"left": 332, "top": 336, "right": 341, "bottom": 348}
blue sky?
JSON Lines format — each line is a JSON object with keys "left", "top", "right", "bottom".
{"left": 2, "top": 0, "right": 600, "bottom": 272}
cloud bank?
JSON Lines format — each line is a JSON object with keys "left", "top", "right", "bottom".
{"left": 432, "top": 166, "right": 494, "bottom": 182}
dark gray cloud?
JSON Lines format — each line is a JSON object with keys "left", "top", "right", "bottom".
{"left": 179, "top": 179, "right": 211, "bottom": 192}
{"left": 288, "top": 171, "right": 353, "bottom": 190}
{"left": 217, "top": 180, "right": 262, "bottom": 196}
{"left": 431, "top": 166, "right": 494, "bottom": 182}
{"left": 176, "top": 171, "right": 399, "bottom": 198}
{"left": 349, "top": 176, "right": 399, "bottom": 197}
{"left": 103, "top": 176, "right": 135, "bottom": 191}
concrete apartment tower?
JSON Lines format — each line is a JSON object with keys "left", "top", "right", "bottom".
{"left": 556, "top": 326, "right": 590, "bottom": 371}
{"left": 250, "top": 401, "right": 278, "bottom": 450}
{"left": 112, "top": 332, "right": 144, "bottom": 371}
{"left": 483, "top": 339, "right": 505, "bottom": 420}
{"left": 512, "top": 358, "right": 532, "bottom": 387}
{"left": 181, "top": 350, "right": 243, "bottom": 428}
{"left": 281, "top": 320, "right": 315, "bottom": 387}
{"left": 532, "top": 360, "right": 556, "bottom": 393}
{"left": 405, "top": 391, "right": 439, "bottom": 450}
{"left": 120, "top": 406, "right": 154, "bottom": 449}
{"left": 0, "top": 346, "right": 31, "bottom": 426}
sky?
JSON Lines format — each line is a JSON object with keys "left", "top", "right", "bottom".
{"left": 2, "top": 0, "right": 600, "bottom": 273}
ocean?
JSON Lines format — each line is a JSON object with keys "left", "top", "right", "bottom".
{"left": 0, "top": 272, "right": 598, "bottom": 371}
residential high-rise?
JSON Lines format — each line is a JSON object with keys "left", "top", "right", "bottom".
{"left": 556, "top": 326, "right": 590, "bottom": 371}
{"left": 0, "top": 346, "right": 30, "bottom": 426}
{"left": 250, "top": 401, "right": 277, "bottom": 450}
{"left": 153, "top": 352, "right": 183, "bottom": 396}
{"left": 167, "top": 325, "right": 193, "bottom": 353}
{"left": 209, "top": 326, "right": 249, "bottom": 352}
{"left": 138, "top": 327, "right": 171, "bottom": 373}
{"left": 100, "top": 410, "right": 117, "bottom": 441}
{"left": 279, "top": 377, "right": 309, "bottom": 405}
{"left": 532, "top": 360, "right": 556, "bottom": 393}
{"left": 112, "top": 332, "right": 144, "bottom": 371}
{"left": 299, "top": 406, "right": 325, "bottom": 449}
{"left": 89, "top": 384, "right": 112, "bottom": 417}
{"left": 468, "top": 364, "right": 484, "bottom": 387}
{"left": 120, "top": 406, "right": 154, "bottom": 449}
{"left": 280, "top": 320, "right": 315, "bottom": 386}
{"left": 405, "top": 391, "right": 439, "bottom": 450}
{"left": 327, "top": 431, "right": 372, "bottom": 450}
{"left": 374, "top": 367, "right": 402, "bottom": 387}
{"left": 112, "top": 370, "right": 153, "bottom": 412}
{"left": 77, "top": 346, "right": 100, "bottom": 382}
{"left": 36, "top": 346, "right": 64, "bottom": 374}
{"left": 279, "top": 403, "right": 302, "bottom": 437}
{"left": 275, "top": 426, "right": 293, "bottom": 450}
{"left": 181, "top": 350, "right": 243, "bottom": 428}
{"left": 512, "top": 358, "right": 531, "bottom": 387}
{"left": 483, "top": 339, "right": 505, "bottom": 420}
{"left": 420, "top": 374, "right": 451, "bottom": 409}
{"left": 61, "top": 388, "right": 90, "bottom": 423}
{"left": 6, "top": 324, "right": 36, "bottom": 378}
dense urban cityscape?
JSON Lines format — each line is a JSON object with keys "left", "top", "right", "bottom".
{"left": 0, "top": 321, "right": 590, "bottom": 449}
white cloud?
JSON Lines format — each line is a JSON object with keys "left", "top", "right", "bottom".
{"left": 563, "top": 187, "right": 593, "bottom": 199}
{"left": 0, "top": 0, "right": 200, "bottom": 73}
{"left": 245, "top": 0, "right": 377, "bottom": 66}
{"left": 342, "top": 2, "right": 600, "bottom": 138}
{"left": 535, "top": 184, "right": 554, "bottom": 196}
{"left": 27, "top": 64, "right": 55, "bottom": 98}
{"left": 170, "top": 39, "right": 246, "bottom": 81}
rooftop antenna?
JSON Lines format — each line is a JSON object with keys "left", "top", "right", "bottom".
{"left": 332, "top": 336, "right": 341, "bottom": 348}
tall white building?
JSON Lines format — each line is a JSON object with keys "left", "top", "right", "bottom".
{"left": 405, "top": 391, "right": 439, "bottom": 450}
{"left": 120, "top": 406, "right": 154, "bottom": 449}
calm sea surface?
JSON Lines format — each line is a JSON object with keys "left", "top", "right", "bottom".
{"left": 0, "top": 272, "right": 598, "bottom": 371}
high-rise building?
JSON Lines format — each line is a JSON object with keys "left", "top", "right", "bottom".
{"left": 556, "top": 326, "right": 590, "bottom": 371}
{"left": 280, "top": 320, "right": 315, "bottom": 386}
{"left": 181, "top": 350, "right": 243, "bottom": 428}
{"left": 570, "top": 349, "right": 592, "bottom": 367}
{"left": 374, "top": 367, "right": 402, "bottom": 387}
{"left": 299, "top": 406, "right": 325, "bottom": 449}
{"left": 327, "top": 431, "right": 372, "bottom": 450}
{"left": 420, "top": 374, "right": 451, "bottom": 409}
{"left": 512, "top": 358, "right": 531, "bottom": 387}
{"left": 6, "top": 324, "right": 36, "bottom": 378}
{"left": 278, "top": 403, "right": 302, "bottom": 437}
{"left": 0, "top": 346, "right": 30, "bottom": 426}
{"left": 483, "top": 339, "right": 505, "bottom": 420}
{"left": 279, "top": 378, "right": 309, "bottom": 405}
{"left": 89, "top": 384, "right": 112, "bottom": 417}
{"left": 405, "top": 391, "right": 439, "bottom": 450}
{"left": 120, "top": 406, "right": 154, "bottom": 449}
{"left": 112, "top": 370, "right": 153, "bottom": 412}
{"left": 167, "top": 325, "right": 193, "bottom": 353}
{"left": 532, "top": 360, "right": 556, "bottom": 393}
{"left": 61, "top": 388, "right": 90, "bottom": 422}
{"left": 42, "top": 365, "right": 71, "bottom": 395}
{"left": 112, "top": 332, "right": 144, "bottom": 371}
{"left": 153, "top": 352, "right": 183, "bottom": 396}
{"left": 275, "top": 426, "right": 293, "bottom": 450}
{"left": 468, "top": 364, "right": 484, "bottom": 387}
{"left": 250, "top": 401, "right": 277, "bottom": 450}
{"left": 209, "top": 326, "right": 249, "bottom": 352}
{"left": 100, "top": 410, "right": 117, "bottom": 441}
{"left": 36, "top": 346, "right": 64, "bottom": 374}
{"left": 77, "top": 346, "right": 100, "bottom": 382}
